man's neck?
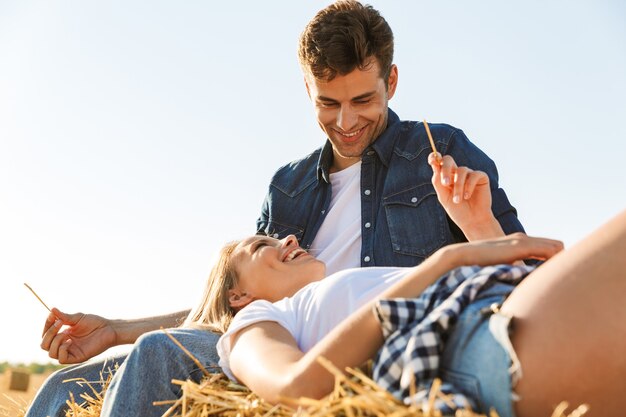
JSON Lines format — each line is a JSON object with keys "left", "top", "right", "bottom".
{"left": 330, "top": 155, "right": 361, "bottom": 173}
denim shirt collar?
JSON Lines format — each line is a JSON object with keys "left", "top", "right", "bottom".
{"left": 316, "top": 108, "right": 401, "bottom": 183}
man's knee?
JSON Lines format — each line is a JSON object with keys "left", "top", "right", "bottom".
{"left": 128, "top": 328, "right": 220, "bottom": 378}
{"left": 132, "top": 330, "right": 181, "bottom": 360}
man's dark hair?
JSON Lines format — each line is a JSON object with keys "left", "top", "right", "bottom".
{"left": 298, "top": 0, "right": 394, "bottom": 84}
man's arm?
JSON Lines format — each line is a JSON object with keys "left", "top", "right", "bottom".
{"left": 110, "top": 310, "right": 191, "bottom": 343}
{"left": 41, "top": 308, "right": 190, "bottom": 364}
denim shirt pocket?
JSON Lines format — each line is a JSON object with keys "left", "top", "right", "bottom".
{"left": 262, "top": 219, "right": 305, "bottom": 241}
{"left": 383, "top": 184, "right": 449, "bottom": 257}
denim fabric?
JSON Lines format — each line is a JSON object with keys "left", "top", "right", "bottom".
{"left": 439, "top": 283, "right": 517, "bottom": 417}
{"left": 372, "top": 265, "right": 529, "bottom": 414}
{"left": 25, "top": 328, "right": 220, "bottom": 417}
{"left": 25, "top": 353, "right": 127, "bottom": 417}
{"left": 257, "top": 108, "right": 525, "bottom": 267}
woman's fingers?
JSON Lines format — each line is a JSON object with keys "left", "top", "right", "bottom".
{"left": 504, "top": 233, "right": 564, "bottom": 260}
{"left": 524, "top": 236, "right": 564, "bottom": 259}
{"left": 460, "top": 233, "right": 565, "bottom": 266}
{"left": 427, "top": 152, "right": 442, "bottom": 168}
{"left": 452, "top": 167, "right": 469, "bottom": 204}
{"left": 429, "top": 153, "right": 487, "bottom": 204}
{"left": 463, "top": 170, "right": 488, "bottom": 200}
{"left": 439, "top": 155, "right": 457, "bottom": 186}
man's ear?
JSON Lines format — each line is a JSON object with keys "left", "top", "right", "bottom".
{"left": 304, "top": 76, "right": 312, "bottom": 99}
{"left": 386, "top": 64, "right": 398, "bottom": 100}
{"left": 228, "top": 288, "right": 254, "bottom": 309}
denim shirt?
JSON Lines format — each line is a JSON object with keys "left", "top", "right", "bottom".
{"left": 257, "top": 109, "right": 525, "bottom": 267}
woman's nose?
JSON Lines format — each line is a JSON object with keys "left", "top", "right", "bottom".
{"left": 281, "top": 235, "right": 298, "bottom": 248}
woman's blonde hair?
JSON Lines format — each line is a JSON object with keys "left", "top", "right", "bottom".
{"left": 184, "top": 240, "right": 240, "bottom": 334}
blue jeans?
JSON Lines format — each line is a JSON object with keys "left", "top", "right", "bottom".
{"left": 439, "top": 283, "right": 519, "bottom": 417}
{"left": 25, "top": 328, "right": 220, "bottom": 417}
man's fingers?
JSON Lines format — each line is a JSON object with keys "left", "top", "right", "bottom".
{"left": 51, "top": 307, "right": 81, "bottom": 326}
{"left": 42, "top": 312, "right": 58, "bottom": 338}
{"left": 47, "top": 332, "right": 69, "bottom": 360}
{"left": 57, "top": 339, "right": 73, "bottom": 364}
{"left": 41, "top": 319, "right": 62, "bottom": 351}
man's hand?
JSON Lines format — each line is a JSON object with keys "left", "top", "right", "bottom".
{"left": 41, "top": 307, "right": 117, "bottom": 364}
{"left": 428, "top": 153, "right": 503, "bottom": 240}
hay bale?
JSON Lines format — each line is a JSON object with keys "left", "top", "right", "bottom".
{"left": 5, "top": 369, "right": 30, "bottom": 392}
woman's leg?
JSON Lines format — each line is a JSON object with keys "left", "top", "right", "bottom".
{"left": 501, "top": 210, "right": 626, "bottom": 417}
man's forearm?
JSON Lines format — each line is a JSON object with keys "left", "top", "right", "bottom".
{"left": 111, "top": 309, "right": 191, "bottom": 345}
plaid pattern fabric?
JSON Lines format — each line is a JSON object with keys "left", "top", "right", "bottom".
{"left": 373, "top": 264, "right": 534, "bottom": 414}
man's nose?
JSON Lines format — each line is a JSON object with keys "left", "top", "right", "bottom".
{"left": 337, "top": 105, "right": 358, "bottom": 132}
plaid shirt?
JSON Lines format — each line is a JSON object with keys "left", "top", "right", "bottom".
{"left": 373, "top": 264, "right": 535, "bottom": 414}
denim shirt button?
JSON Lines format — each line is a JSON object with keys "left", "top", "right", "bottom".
{"left": 364, "top": 189, "right": 371, "bottom": 196}
{"left": 411, "top": 197, "right": 418, "bottom": 203}
{"left": 321, "top": 210, "right": 325, "bottom": 215}
{"left": 273, "top": 233, "right": 280, "bottom": 238}
{"left": 365, "top": 222, "right": 371, "bottom": 228}
{"left": 366, "top": 150, "right": 375, "bottom": 156}
{"left": 364, "top": 256, "right": 371, "bottom": 262}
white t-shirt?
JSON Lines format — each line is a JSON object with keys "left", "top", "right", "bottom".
{"left": 309, "top": 161, "right": 362, "bottom": 275}
{"left": 217, "top": 267, "right": 409, "bottom": 382}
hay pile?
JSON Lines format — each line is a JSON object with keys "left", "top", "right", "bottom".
{"left": 159, "top": 359, "right": 485, "bottom": 417}
{"left": 62, "top": 366, "right": 117, "bottom": 417}
{"left": 54, "top": 332, "right": 589, "bottom": 417}
{"left": 59, "top": 358, "right": 589, "bottom": 417}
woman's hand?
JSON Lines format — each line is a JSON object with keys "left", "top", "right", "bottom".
{"left": 444, "top": 233, "right": 564, "bottom": 267}
{"left": 41, "top": 307, "right": 118, "bottom": 364}
{"left": 428, "top": 153, "right": 504, "bottom": 240}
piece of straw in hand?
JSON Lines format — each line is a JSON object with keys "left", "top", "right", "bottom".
{"left": 423, "top": 119, "right": 442, "bottom": 164}
{"left": 24, "top": 282, "right": 52, "bottom": 312}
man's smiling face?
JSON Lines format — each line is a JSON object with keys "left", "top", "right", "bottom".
{"left": 305, "top": 59, "right": 398, "bottom": 172}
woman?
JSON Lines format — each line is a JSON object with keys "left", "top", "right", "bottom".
{"left": 185, "top": 155, "right": 626, "bottom": 417}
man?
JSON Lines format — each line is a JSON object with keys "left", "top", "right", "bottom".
{"left": 257, "top": 0, "right": 521, "bottom": 275}
{"left": 27, "top": 2, "right": 524, "bottom": 416}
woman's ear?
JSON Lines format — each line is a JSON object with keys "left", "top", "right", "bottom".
{"left": 228, "top": 288, "right": 254, "bottom": 309}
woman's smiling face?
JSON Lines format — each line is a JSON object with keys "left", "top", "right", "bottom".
{"left": 229, "top": 234, "right": 326, "bottom": 307}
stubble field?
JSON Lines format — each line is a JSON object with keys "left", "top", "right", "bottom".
{"left": 0, "top": 373, "right": 49, "bottom": 417}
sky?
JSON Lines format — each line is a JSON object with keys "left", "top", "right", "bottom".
{"left": 0, "top": 1, "right": 624, "bottom": 364}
